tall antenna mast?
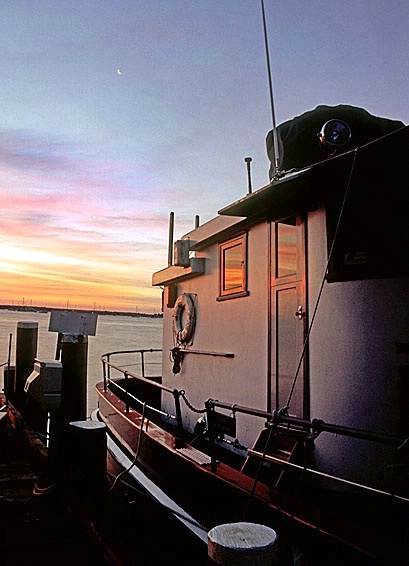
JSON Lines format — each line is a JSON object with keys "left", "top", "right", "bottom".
{"left": 261, "top": 0, "right": 281, "bottom": 178}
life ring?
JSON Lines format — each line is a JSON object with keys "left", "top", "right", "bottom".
{"left": 173, "top": 293, "right": 195, "bottom": 344}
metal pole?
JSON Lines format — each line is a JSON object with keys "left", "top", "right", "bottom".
{"left": 244, "top": 157, "right": 253, "bottom": 194}
{"left": 168, "top": 211, "right": 174, "bottom": 267}
{"left": 173, "top": 389, "right": 184, "bottom": 447}
{"left": 141, "top": 351, "right": 145, "bottom": 378}
{"left": 5, "top": 333, "right": 13, "bottom": 404}
{"left": 124, "top": 371, "right": 129, "bottom": 413}
{"left": 261, "top": 0, "right": 280, "bottom": 177}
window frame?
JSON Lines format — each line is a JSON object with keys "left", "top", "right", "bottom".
{"left": 217, "top": 233, "right": 249, "bottom": 301}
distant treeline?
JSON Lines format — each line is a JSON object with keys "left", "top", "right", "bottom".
{"left": 0, "top": 305, "right": 163, "bottom": 318}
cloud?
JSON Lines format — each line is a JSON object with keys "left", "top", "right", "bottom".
{"left": 0, "top": 128, "right": 170, "bottom": 311}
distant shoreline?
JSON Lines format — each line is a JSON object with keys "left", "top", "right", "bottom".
{"left": 0, "top": 305, "right": 163, "bottom": 319}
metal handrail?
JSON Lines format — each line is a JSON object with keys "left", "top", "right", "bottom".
{"left": 100, "top": 350, "right": 409, "bottom": 500}
{"left": 101, "top": 349, "right": 185, "bottom": 442}
{"left": 205, "top": 398, "right": 406, "bottom": 448}
{"left": 108, "top": 379, "right": 177, "bottom": 421}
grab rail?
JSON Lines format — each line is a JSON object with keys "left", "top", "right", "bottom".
{"left": 101, "top": 349, "right": 184, "bottom": 442}
{"left": 205, "top": 398, "right": 405, "bottom": 448}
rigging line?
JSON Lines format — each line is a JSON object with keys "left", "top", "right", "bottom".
{"left": 242, "top": 421, "right": 275, "bottom": 521}
{"left": 261, "top": 0, "right": 280, "bottom": 177}
{"left": 109, "top": 402, "right": 146, "bottom": 491}
{"left": 285, "top": 148, "right": 359, "bottom": 410}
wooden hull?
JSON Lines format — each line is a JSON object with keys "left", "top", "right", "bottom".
{"left": 96, "top": 381, "right": 409, "bottom": 564}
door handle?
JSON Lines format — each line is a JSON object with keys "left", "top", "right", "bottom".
{"left": 295, "top": 305, "right": 305, "bottom": 320}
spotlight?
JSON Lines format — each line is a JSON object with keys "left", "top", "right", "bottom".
{"left": 318, "top": 119, "right": 351, "bottom": 149}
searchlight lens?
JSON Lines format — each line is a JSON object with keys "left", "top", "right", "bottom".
{"left": 318, "top": 119, "right": 351, "bottom": 148}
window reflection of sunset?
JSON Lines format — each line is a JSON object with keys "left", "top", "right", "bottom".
{"left": 225, "top": 266, "right": 242, "bottom": 289}
{"left": 224, "top": 245, "right": 243, "bottom": 290}
{"left": 277, "top": 223, "right": 297, "bottom": 277}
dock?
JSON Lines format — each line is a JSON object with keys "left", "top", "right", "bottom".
{"left": 0, "top": 394, "right": 208, "bottom": 566}
{"left": 0, "top": 396, "right": 117, "bottom": 565}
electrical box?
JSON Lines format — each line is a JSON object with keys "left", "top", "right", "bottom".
{"left": 24, "top": 360, "right": 62, "bottom": 411}
{"left": 174, "top": 240, "right": 190, "bottom": 267}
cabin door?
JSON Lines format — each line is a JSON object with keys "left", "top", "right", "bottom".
{"left": 270, "top": 216, "right": 307, "bottom": 418}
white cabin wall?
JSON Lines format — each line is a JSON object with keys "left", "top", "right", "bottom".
{"left": 307, "top": 208, "right": 409, "bottom": 489}
{"left": 161, "top": 222, "right": 270, "bottom": 449}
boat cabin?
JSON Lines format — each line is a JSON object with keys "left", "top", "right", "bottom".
{"left": 152, "top": 104, "right": 409, "bottom": 493}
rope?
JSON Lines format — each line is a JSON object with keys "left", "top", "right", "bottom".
{"left": 109, "top": 402, "right": 146, "bottom": 491}
{"left": 286, "top": 148, "right": 358, "bottom": 410}
{"left": 170, "top": 347, "right": 183, "bottom": 374}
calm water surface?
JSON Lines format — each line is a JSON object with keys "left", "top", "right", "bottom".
{"left": 0, "top": 310, "right": 163, "bottom": 414}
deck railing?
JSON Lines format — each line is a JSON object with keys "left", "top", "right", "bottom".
{"left": 100, "top": 349, "right": 409, "bottom": 501}
{"left": 101, "top": 348, "right": 185, "bottom": 441}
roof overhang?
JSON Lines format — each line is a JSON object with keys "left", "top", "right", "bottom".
{"left": 218, "top": 168, "right": 314, "bottom": 221}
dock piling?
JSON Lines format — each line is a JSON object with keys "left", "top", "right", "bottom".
{"left": 208, "top": 522, "right": 278, "bottom": 566}
{"left": 15, "top": 321, "right": 38, "bottom": 407}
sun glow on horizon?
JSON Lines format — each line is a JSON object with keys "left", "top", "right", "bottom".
{"left": 0, "top": 240, "right": 165, "bottom": 313}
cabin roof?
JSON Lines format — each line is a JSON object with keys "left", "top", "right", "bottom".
{"left": 218, "top": 167, "right": 314, "bottom": 220}
{"left": 219, "top": 125, "right": 408, "bottom": 221}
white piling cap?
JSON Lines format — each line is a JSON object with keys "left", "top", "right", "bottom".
{"left": 208, "top": 522, "right": 278, "bottom": 566}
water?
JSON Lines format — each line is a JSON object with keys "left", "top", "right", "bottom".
{"left": 0, "top": 309, "right": 163, "bottom": 414}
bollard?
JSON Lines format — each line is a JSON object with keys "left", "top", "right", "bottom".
{"left": 15, "top": 321, "right": 38, "bottom": 407}
{"left": 208, "top": 522, "right": 278, "bottom": 566}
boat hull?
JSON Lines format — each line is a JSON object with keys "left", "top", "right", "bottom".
{"left": 96, "top": 381, "right": 409, "bottom": 564}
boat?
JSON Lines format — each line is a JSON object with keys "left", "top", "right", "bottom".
{"left": 95, "top": 104, "right": 409, "bottom": 564}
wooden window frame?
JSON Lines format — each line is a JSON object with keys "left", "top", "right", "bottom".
{"left": 217, "top": 233, "right": 248, "bottom": 301}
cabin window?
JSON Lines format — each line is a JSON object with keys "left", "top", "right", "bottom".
{"left": 218, "top": 234, "right": 248, "bottom": 300}
{"left": 276, "top": 219, "right": 297, "bottom": 278}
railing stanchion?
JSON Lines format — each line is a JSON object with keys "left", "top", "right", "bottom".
{"left": 173, "top": 390, "right": 184, "bottom": 447}
{"left": 205, "top": 399, "right": 218, "bottom": 473}
{"left": 103, "top": 360, "right": 107, "bottom": 392}
{"left": 124, "top": 371, "right": 129, "bottom": 412}
{"left": 141, "top": 350, "right": 145, "bottom": 378}
{"left": 107, "top": 353, "right": 111, "bottom": 383}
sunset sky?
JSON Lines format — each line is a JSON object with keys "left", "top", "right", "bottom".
{"left": 1, "top": 1, "right": 408, "bottom": 313}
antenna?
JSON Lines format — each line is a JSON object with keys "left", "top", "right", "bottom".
{"left": 261, "top": 0, "right": 281, "bottom": 178}
{"left": 244, "top": 157, "right": 253, "bottom": 194}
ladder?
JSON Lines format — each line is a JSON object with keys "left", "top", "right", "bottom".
{"left": 241, "top": 427, "right": 301, "bottom": 488}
